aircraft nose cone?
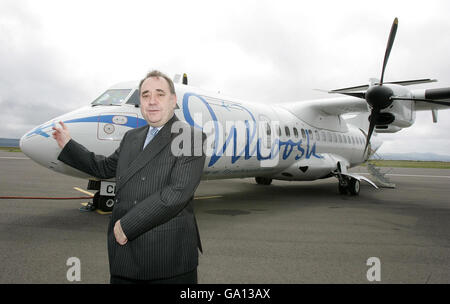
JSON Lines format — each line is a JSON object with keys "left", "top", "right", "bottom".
{"left": 19, "top": 133, "right": 30, "bottom": 157}
{"left": 19, "top": 128, "right": 55, "bottom": 166}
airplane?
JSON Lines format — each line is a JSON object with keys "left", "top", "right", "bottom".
{"left": 19, "top": 18, "right": 450, "bottom": 211}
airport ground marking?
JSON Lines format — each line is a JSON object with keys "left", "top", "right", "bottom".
{"left": 73, "top": 187, "right": 94, "bottom": 196}
{"left": 359, "top": 172, "right": 450, "bottom": 179}
{"left": 194, "top": 195, "right": 223, "bottom": 200}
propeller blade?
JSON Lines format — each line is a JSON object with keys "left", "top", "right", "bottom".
{"left": 364, "top": 108, "right": 380, "bottom": 154}
{"left": 328, "top": 91, "right": 366, "bottom": 99}
{"left": 380, "top": 18, "right": 398, "bottom": 84}
{"left": 330, "top": 79, "right": 436, "bottom": 94}
{"left": 391, "top": 96, "right": 450, "bottom": 106}
{"left": 385, "top": 78, "right": 437, "bottom": 86}
{"left": 330, "top": 84, "right": 369, "bottom": 93}
{"left": 425, "top": 87, "right": 450, "bottom": 100}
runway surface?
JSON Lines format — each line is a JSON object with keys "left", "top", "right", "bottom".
{"left": 0, "top": 151, "right": 449, "bottom": 283}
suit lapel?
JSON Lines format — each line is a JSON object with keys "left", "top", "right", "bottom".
{"left": 127, "top": 125, "right": 149, "bottom": 165}
{"left": 118, "top": 115, "right": 178, "bottom": 189}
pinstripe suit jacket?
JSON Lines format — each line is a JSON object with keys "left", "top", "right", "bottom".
{"left": 57, "top": 115, "right": 206, "bottom": 280}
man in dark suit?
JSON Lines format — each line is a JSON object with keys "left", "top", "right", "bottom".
{"left": 52, "top": 70, "right": 206, "bottom": 284}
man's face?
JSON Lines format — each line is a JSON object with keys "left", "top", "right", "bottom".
{"left": 140, "top": 76, "right": 177, "bottom": 127}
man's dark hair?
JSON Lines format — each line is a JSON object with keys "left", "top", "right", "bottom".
{"left": 139, "top": 70, "right": 176, "bottom": 95}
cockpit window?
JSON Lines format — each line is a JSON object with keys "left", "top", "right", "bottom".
{"left": 91, "top": 89, "right": 131, "bottom": 106}
{"left": 126, "top": 89, "right": 140, "bottom": 106}
{"left": 124, "top": 89, "right": 181, "bottom": 108}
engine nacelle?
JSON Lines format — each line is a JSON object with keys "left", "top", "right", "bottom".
{"left": 375, "top": 99, "right": 415, "bottom": 133}
{"left": 375, "top": 124, "right": 402, "bottom": 133}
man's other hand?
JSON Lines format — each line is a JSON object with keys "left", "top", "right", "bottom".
{"left": 52, "top": 121, "right": 72, "bottom": 149}
{"left": 114, "top": 220, "right": 128, "bottom": 245}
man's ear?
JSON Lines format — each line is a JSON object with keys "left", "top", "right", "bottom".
{"left": 171, "top": 94, "right": 177, "bottom": 108}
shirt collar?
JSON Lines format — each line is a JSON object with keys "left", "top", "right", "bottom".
{"left": 147, "top": 125, "right": 163, "bottom": 137}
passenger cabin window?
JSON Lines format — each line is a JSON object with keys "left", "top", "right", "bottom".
{"left": 315, "top": 130, "right": 320, "bottom": 141}
{"left": 332, "top": 133, "right": 337, "bottom": 143}
{"left": 266, "top": 123, "right": 271, "bottom": 136}
{"left": 261, "top": 122, "right": 271, "bottom": 148}
{"left": 92, "top": 89, "right": 131, "bottom": 106}
{"left": 327, "top": 132, "right": 332, "bottom": 142}
{"left": 321, "top": 132, "right": 326, "bottom": 141}
{"left": 338, "top": 134, "right": 342, "bottom": 143}
{"left": 293, "top": 127, "right": 298, "bottom": 138}
{"left": 308, "top": 129, "right": 313, "bottom": 140}
{"left": 301, "top": 129, "right": 306, "bottom": 139}
{"left": 285, "top": 126, "right": 290, "bottom": 137}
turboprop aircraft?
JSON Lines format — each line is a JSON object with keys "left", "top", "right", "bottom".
{"left": 19, "top": 18, "right": 450, "bottom": 211}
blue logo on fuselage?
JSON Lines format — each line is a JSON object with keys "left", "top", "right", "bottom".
{"left": 182, "top": 92, "right": 322, "bottom": 167}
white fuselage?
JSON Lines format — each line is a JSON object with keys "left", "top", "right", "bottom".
{"left": 20, "top": 82, "right": 378, "bottom": 182}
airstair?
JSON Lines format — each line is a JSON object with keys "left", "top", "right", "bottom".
{"left": 366, "top": 154, "right": 396, "bottom": 188}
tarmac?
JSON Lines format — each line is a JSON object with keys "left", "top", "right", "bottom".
{"left": 0, "top": 150, "right": 449, "bottom": 283}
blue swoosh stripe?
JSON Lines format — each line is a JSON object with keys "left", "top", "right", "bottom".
{"left": 64, "top": 115, "right": 147, "bottom": 128}
{"left": 26, "top": 115, "right": 147, "bottom": 138}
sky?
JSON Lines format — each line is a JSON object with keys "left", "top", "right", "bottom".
{"left": 1, "top": 0, "right": 449, "bottom": 155}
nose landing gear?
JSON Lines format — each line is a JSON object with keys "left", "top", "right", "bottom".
{"left": 91, "top": 191, "right": 114, "bottom": 212}
{"left": 80, "top": 191, "right": 115, "bottom": 212}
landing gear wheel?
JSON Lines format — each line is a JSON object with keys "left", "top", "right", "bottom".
{"left": 348, "top": 179, "right": 360, "bottom": 196}
{"left": 338, "top": 183, "right": 348, "bottom": 195}
{"left": 89, "top": 191, "right": 114, "bottom": 212}
{"left": 255, "top": 177, "right": 273, "bottom": 185}
{"left": 97, "top": 194, "right": 115, "bottom": 212}
{"left": 92, "top": 191, "right": 100, "bottom": 209}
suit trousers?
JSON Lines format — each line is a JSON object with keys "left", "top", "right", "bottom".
{"left": 110, "top": 267, "right": 198, "bottom": 284}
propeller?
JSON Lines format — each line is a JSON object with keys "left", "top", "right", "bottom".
{"left": 360, "top": 18, "right": 399, "bottom": 153}
{"left": 327, "top": 18, "right": 450, "bottom": 155}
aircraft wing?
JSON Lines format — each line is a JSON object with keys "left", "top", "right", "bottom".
{"left": 280, "top": 87, "right": 450, "bottom": 121}
{"left": 279, "top": 96, "right": 369, "bottom": 117}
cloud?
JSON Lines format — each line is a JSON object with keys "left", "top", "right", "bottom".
{"left": 0, "top": 1, "right": 95, "bottom": 137}
{"left": 0, "top": 0, "right": 449, "bottom": 156}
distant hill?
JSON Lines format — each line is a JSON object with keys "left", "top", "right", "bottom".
{"left": 0, "top": 138, "right": 20, "bottom": 147}
{"left": 375, "top": 152, "right": 450, "bottom": 162}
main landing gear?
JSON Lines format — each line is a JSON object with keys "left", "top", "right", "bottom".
{"left": 255, "top": 177, "right": 273, "bottom": 185}
{"left": 337, "top": 175, "right": 360, "bottom": 196}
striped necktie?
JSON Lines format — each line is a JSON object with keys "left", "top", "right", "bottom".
{"left": 143, "top": 127, "right": 159, "bottom": 150}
